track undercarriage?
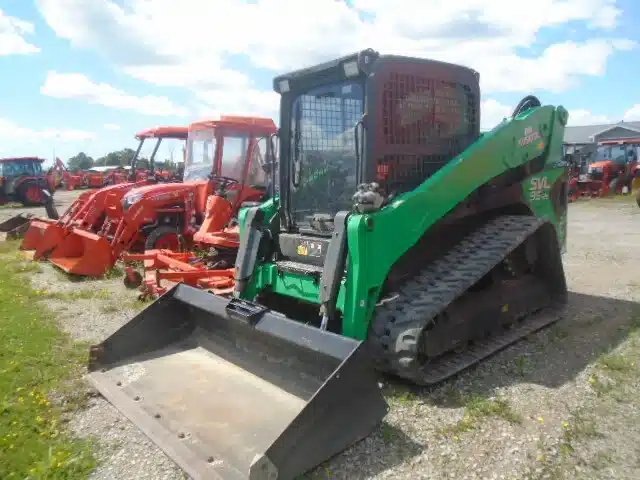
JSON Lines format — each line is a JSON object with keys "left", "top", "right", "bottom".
{"left": 370, "top": 215, "right": 567, "bottom": 384}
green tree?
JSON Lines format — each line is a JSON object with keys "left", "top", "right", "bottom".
{"left": 67, "top": 152, "right": 94, "bottom": 171}
{"left": 95, "top": 148, "right": 139, "bottom": 167}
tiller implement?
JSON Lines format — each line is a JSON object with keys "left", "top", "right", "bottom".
{"left": 19, "top": 126, "right": 188, "bottom": 261}
{"left": 50, "top": 116, "right": 276, "bottom": 278}
{"left": 89, "top": 50, "right": 569, "bottom": 479}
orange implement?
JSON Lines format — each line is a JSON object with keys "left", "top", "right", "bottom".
{"left": 123, "top": 249, "right": 236, "bottom": 297}
{"left": 48, "top": 229, "right": 114, "bottom": 277}
{"left": 20, "top": 218, "right": 63, "bottom": 258}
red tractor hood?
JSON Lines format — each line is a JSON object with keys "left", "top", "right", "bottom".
{"left": 125, "top": 181, "right": 204, "bottom": 198}
{"left": 589, "top": 160, "right": 612, "bottom": 169}
{"left": 77, "top": 180, "right": 138, "bottom": 202}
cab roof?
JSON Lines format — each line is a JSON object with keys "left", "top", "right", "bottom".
{"left": 189, "top": 115, "right": 277, "bottom": 135}
{"left": 0, "top": 156, "right": 45, "bottom": 163}
{"left": 135, "top": 126, "right": 189, "bottom": 140}
{"left": 599, "top": 139, "right": 640, "bottom": 145}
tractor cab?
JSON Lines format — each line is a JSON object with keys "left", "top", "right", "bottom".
{"left": 0, "top": 157, "right": 49, "bottom": 205}
{"left": 185, "top": 116, "right": 277, "bottom": 213}
{"left": 593, "top": 141, "right": 639, "bottom": 173}
{"left": 591, "top": 140, "right": 639, "bottom": 194}
{"left": 0, "top": 156, "right": 44, "bottom": 179}
{"left": 129, "top": 126, "right": 189, "bottom": 182}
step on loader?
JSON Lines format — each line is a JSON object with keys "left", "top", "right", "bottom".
{"left": 48, "top": 116, "right": 276, "bottom": 277}
{"left": 88, "top": 50, "right": 569, "bottom": 479}
{"left": 18, "top": 126, "right": 188, "bottom": 261}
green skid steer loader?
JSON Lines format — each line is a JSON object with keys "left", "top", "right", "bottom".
{"left": 88, "top": 49, "right": 569, "bottom": 480}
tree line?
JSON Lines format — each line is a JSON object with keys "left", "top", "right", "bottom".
{"left": 67, "top": 149, "right": 180, "bottom": 171}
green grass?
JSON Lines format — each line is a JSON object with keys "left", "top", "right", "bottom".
{"left": 442, "top": 395, "right": 522, "bottom": 436}
{"left": 385, "top": 386, "right": 418, "bottom": 406}
{"left": 597, "top": 353, "right": 635, "bottom": 374}
{"left": 104, "top": 265, "right": 124, "bottom": 280}
{"left": 588, "top": 373, "right": 614, "bottom": 397}
{"left": 99, "top": 304, "right": 120, "bottom": 314}
{"left": 555, "top": 410, "right": 602, "bottom": 457}
{"left": 512, "top": 355, "right": 531, "bottom": 377}
{"left": 38, "top": 287, "right": 112, "bottom": 302}
{"left": 380, "top": 423, "right": 397, "bottom": 443}
{"left": 0, "top": 241, "right": 96, "bottom": 478}
{"left": 0, "top": 202, "right": 24, "bottom": 209}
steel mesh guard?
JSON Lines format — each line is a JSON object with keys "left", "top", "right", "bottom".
{"left": 375, "top": 71, "right": 479, "bottom": 193}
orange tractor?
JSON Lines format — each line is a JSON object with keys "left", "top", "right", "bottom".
{"left": 569, "top": 140, "right": 639, "bottom": 200}
{"left": 47, "top": 116, "right": 277, "bottom": 278}
{"left": 18, "top": 126, "right": 188, "bottom": 260}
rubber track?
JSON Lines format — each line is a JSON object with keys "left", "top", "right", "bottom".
{"left": 370, "top": 215, "right": 558, "bottom": 385}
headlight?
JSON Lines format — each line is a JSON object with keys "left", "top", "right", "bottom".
{"left": 122, "top": 192, "right": 143, "bottom": 210}
{"left": 588, "top": 166, "right": 603, "bottom": 174}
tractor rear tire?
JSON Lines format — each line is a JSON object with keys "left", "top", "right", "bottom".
{"left": 17, "top": 181, "right": 46, "bottom": 206}
{"left": 145, "top": 226, "right": 185, "bottom": 251}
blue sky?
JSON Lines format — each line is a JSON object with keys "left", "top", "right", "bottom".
{"left": 0, "top": 0, "right": 639, "bottom": 166}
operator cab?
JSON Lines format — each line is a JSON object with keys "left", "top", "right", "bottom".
{"left": 274, "top": 49, "right": 479, "bottom": 237}
{"left": 0, "top": 157, "right": 44, "bottom": 177}
{"left": 269, "top": 49, "right": 480, "bottom": 268}
{"left": 185, "top": 117, "right": 276, "bottom": 212}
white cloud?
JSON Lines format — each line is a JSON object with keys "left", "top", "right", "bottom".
{"left": 567, "top": 109, "right": 611, "bottom": 126}
{"left": 194, "top": 88, "right": 279, "bottom": 123}
{"left": 469, "top": 39, "right": 635, "bottom": 94}
{"left": 35, "top": 0, "right": 635, "bottom": 138}
{"left": 103, "top": 123, "right": 121, "bottom": 130}
{"left": 0, "top": 8, "right": 39, "bottom": 55}
{"left": 481, "top": 99, "right": 512, "bottom": 130}
{"left": 0, "top": 117, "right": 94, "bottom": 142}
{"left": 623, "top": 104, "right": 640, "bottom": 122}
{"left": 37, "top": 0, "right": 633, "bottom": 104}
{"left": 41, "top": 71, "right": 188, "bottom": 117}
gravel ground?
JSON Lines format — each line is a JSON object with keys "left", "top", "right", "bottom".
{"left": 0, "top": 189, "right": 81, "bottom": 225}
{"left": 5, "top": 193, "right": 640, "bottom": 479}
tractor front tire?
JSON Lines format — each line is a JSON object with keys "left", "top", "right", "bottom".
{"left": 145, "top": 226, "right": 185, "bottom": 251}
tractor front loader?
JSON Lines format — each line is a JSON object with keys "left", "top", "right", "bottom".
{"left": 88, "top": 50, "right": 569, "bottom": 479}
{"left": 19, "top": 126, "right": 188, "bottom": 259}
{"left": 49, "top": 116, "right": 276, "bottom": 277}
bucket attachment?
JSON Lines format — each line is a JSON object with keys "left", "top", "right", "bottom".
{"left": 20, "top": 218, "right": 62, "bottom": 258}
{"left": 88, "top": 285, "right": 388, "bottom": 480}
{"left": 48, "top": 229, "right": 114, "bottom": 277}
{"left": 0, "top": 214, "right": 33, "bottom": 240}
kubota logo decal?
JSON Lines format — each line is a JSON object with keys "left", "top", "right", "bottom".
{"left": 529, "top": 176, "right": 551, "bottom": 201}
{"left": 519, "top": 126, "right": 541, "bottom": 147}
